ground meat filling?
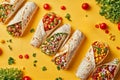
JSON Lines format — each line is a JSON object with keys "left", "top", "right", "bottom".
{"left": 7, "top": 22, "right": 22, "bottom": 37}
{"left": 0, "top": 4, "right": 13, "bottom": 22}
{"left": 41, "top": 33, "right": 68, "bottom": 55}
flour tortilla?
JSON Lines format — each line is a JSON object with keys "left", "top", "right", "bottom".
{"left": 7, "top": 2, "right": 38, "bottom": 36}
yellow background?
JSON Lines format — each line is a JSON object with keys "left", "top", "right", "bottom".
{"left": 0, "top": 0, "right": 120, "bottom": 80}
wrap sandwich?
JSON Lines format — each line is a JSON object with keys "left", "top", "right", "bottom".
{"left": 52, "top": 30, "right": 85, "bottom": 69}
{"left": 91, "top": 58, "right": 120, "bottom": 80}
{"left": 76, "top": 41, "right": 109, "bottom": 80}
{"left": 0, "top": 0, "right": 25, "bottom": 24}
{"left": 40, "top": 24, "right": 71, "bottom": 56}
{"left": 7, "top": 2, "right": 38, "bottom": 37}
{"left": 30, "top": 12, "right": 62, "bottom": 47}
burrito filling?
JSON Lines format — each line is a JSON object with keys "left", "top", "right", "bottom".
{"left": 42, "top": 12, "right": 62, "bottom": 31}
{"left": 92, "top": 41, "right": 109, "bottom": 64}
{"left": 54, "top": 53, "right": 67, "bottom": 69}
{"left": 0, "top": 4, "right": 13, "bottom": 22}
{"left": 7, "top": 22, "right": 22, "bottom": 36}
{"left": 92, "top": 65, "right": 116, "bottom": 80}
{"left": 41, "top": 33, "right": 68, "bottom": 55}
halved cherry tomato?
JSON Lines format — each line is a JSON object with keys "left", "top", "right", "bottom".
{"left": 82, "top": 3, "right": 90, "bottom": 10}
{"left": 61, "top": 6, "right": 66, "bottom": 10}
{"left": 23, "top": 76, "right": 31, "bottom": 80}
{"left": 100, "top": 23, "right": 107, "bottom": 30}
{"left": 43, "top": 3, "right": 50, "bottom": 10}
{"left": 118, "top": 23, "right": 120, "bottom": 31}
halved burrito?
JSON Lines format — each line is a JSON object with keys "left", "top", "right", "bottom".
{"left": 76, "top": 41, "right": 109, "bottom": 80}
{"left": 40, "top": 24, "right": 71, "bottom": 56}
{"left": 0, "top": 0, "right": 25, "bottom": 24}
{"left": 30, "top": 12, "right": 62, "bottom": 48}
{"left": 7, "top": 2, "right": 38, "bottom": 37}
{"left": 91, "top": 58, "right": 120, "bottom": 80}
{"left": 52, "top": 30, "right": 85, "bottom": 69}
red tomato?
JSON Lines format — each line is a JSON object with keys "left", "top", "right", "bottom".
{"left": 0, "top": 48, "right": 2, "bottom": 55}
{"left": 23, "top": 76, "right": 31, "bottom": 80}
{"left": 43, "top": 3, "right": 50, "bottom": 10}
{"left": 118, "top": 23, "right": 120, "bottom": 31}
{"left": 100, "top": 23, "right": 107, "bottom": 30}
{"left": 61, "top": 6, "right": 66, "bottom": 10}
{"left": 82, "top": 3, "right": 90, "bottom": 10}
{"left": 24, "top": 54, "right": 29, "bottom": 59}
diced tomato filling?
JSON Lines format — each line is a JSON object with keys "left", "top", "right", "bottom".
{"left": 0, "top": 4, "right": 13, "bottom": 22}
{"left": 42, "top": 12, "right": 62, "bottom": 31}
{"left": 92, "top": 65, "right": 116, "bottom": 80}
{"left": 7, "top": 22, "right": 22, "bottom": 37}
{"left": 92, "top": 41, "right": 109, "bottom": 64}
{"left": 54, "top": 53, "right": 67, "bottom": 69}
{"left": 41, "top": 33, "right": 67, "bottom": 55}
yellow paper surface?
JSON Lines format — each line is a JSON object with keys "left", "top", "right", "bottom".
{"left": 0, "top": 0, "right": 120, "bottom": 80}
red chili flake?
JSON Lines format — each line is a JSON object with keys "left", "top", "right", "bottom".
{"left": 105, "top": 29, "right": 109, "bottom": 34}
{"left": 116, "top": 46, "right": 120, "bottom": 50}
{"left": 24, "top": 54, "right": 29, "bottom": 59}
{"left": 95, "top": 24, "right": 99, "bottom": 28}
{"left": 19, "top": 55, "right": 23, "bottom": 59}
{"left": 61, "top": 6, "right": 66, "bottom": 10}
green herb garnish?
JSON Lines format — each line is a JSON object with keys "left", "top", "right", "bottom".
{"left": 42, "top": 66, "right": 47, "bottom": 71}
{"left": 57, "top": 66, "right": 61, "bottom": 70}
{"left": 8, "top": 45, "right": 12, "bottom": 51}
{"left": 7, "top": 39, "right": 12, "bottom": 43}
{"left": 34, "top": 60, "right": 38, "bottom": 63}
{"left": 96, "top": 0, "right": 120, "bottom": 23}
{"left": 8, "top": 57, "right": 15, "bottom": 65}
{"left": 32, "top": 53, "right": 36, "bottom": 57}
{"left": 65, "top": 13, "right": 72, "bottom": 21}
{"left": 30, "top": 28, "right": 35, "bottom": 33}
{"left": 55, "top": 77, "right": 63, "bottom": 80}
{"left": 0, "top": 68, "right": 23, "bottom": 80}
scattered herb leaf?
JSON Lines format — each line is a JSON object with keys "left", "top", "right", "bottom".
{"left": 7, "top": 39, "right": 12, "bottom": 43}
{"left": 65, "top": 13, "right": 71, "bottom": 21}
{"left": 32, "top": 53, "right": 36, "bottom": 57}
{"left": 8, "top": 45, "right": 12, "bottom": 51}
{"left": 34, "top": 60, "right": 38, "bottom": 63}
{"left": 42, "top": 66, "right": 47, "bottom": 71}
{"left": 8, "top": 57, "right": 15, "bottom": 65}
{"left": 30, "top": 28, "right": 35, "bottom": 33}
{"left": 33, "top": 64, "right": 37, "bottom": 67}
{"left": 55, "top": 77, "right": 63, "bottom": 80}
{"left": 57, "top": 66, "right": 61, "bottom": 70}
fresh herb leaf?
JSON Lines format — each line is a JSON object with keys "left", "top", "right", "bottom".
{"left": 65, "top": 13, "right": 72, "bottom": 21}
{"left": 34, "top": 60, "right": 38, "bottom": 63}
{"left": 33, "top": 64, "right": 37, "bottom": 67}
{"left": 57, "top": 66, "right": 61, "bottom": 70}
{"left": 7, "top": 39, "right": 12, "bottom": 43}
{"left": 32, "top": 53, "right": 36, "bottom": 57}
{"left": 8, "top": 45, "right": 12, "bottom": 51}
{"left": 8, "top": 57, "right": 15, "bottom": 65}
{"left": 30, "top": 28, "right": 35, "bottom": 33}
{"left": 0, "top": 68, "right": 23, "bottom": 80}
{"left": 55, "top": 77, "right": 63, "bottom": 80}
{"left": 42, "top": 66, "right": 47, "bottom": 71}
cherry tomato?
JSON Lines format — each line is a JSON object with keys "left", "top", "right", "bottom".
{"left": 0, "top": 48, "right": 2, "bottom": 55}
{"left": 100, "top": 23, "right": 107, "bottom": 30}
{"left": 43, "top": 3, "right": 50, "bottom": 10}
{"left": 24, "top": 54, "right": 29, "bottom": 59}
{"left": 19, "top": 55, "right": 23, "bottom": 59}
{"left": 61, "top": 6, "right": 66, "bottom": 10}
{"left": 118, "top": 23, "right": 120, "bottom": 31}
{"left": 23, "top": 76, "right": 31, "bottom": 80}
{"left": 82, "top": 3, "right": 90, "bottom": 10}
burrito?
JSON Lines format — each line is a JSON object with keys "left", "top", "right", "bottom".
{"left": 40, "top": 24, "right": 71, "bottom": 56}
{"left": 30, "top": 12, "right": 62, "bottom": 48}
{"left": 0, "top": 0, "right": 25, "bottom": 24}
{"left": 76, "top": 41, "right": 109, "bottom": 80}
{"left": 7, "top": 2, "right": 38, "bottom": 37}
{"left": 52, "top": 30, "right": 85, "bottom": 69}
{"left": 91, "top": 58, "right": 120, "bottom": 80}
